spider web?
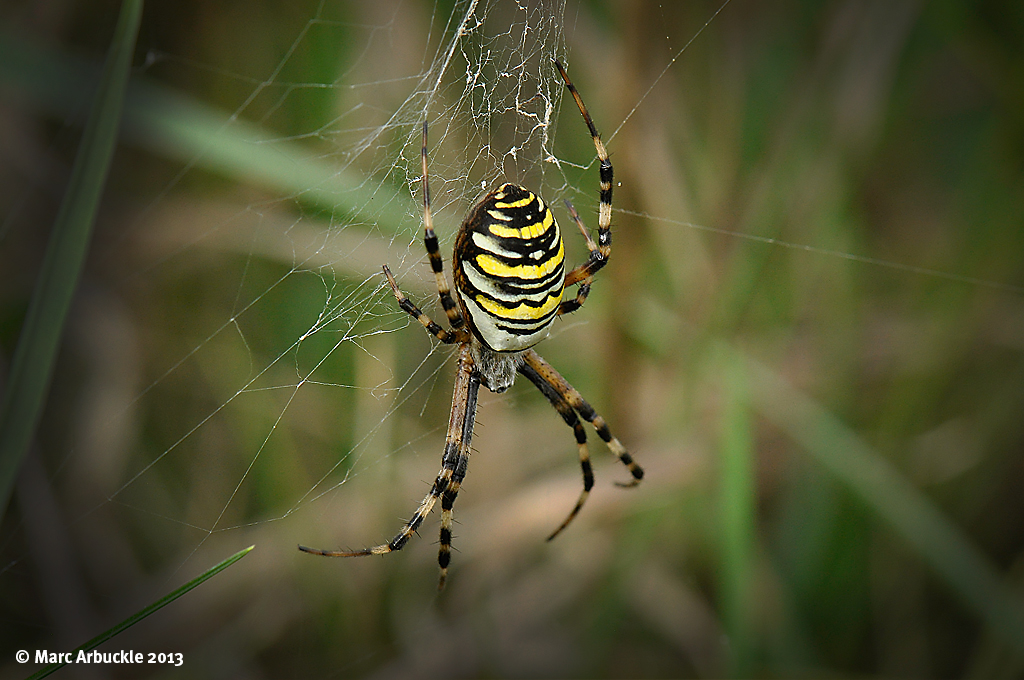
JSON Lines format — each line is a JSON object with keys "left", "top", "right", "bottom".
{"left": 155, "top": 0, "right": 579, "bottom": 549}
{"left": 5, "top": 0, "right": 1024, "bottom": 673}
{"left": 15, "top": 0, "right": 586, "bottom": 579}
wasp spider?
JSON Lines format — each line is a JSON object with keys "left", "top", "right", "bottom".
{"left": 300, "top": 60, "right": 643, "bottom": 589}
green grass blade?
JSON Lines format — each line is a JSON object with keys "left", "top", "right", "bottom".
{"left": 0, "top": 0, "right": 143, "bottom": 519}
{"left": 24, "top": 545, "right": 254, "bottom": 680}
{"left": 0, "top": 27, "right": 410, "bottom": 231}
{"left": 746, "top": 354, "right": 1024, "bottom": 658}
{"left": 717, "top": 349, "right": 756, "bottom": 677}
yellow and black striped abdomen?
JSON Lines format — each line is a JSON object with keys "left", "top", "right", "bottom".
{"left": 453, "top": 183, "right": 565, "bottom": 352}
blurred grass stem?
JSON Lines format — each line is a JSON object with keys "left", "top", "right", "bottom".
{"left": 747, "top": 353, "right": 1024, "bottom": 659}
{"left": 718, "top": 348, "right": 757, "bottom": 676}
{"left": 0, "top": 26, "right": 408, "bottom": 230}
{"left": 0, "top": 0, "right": 143, "bottom": 519}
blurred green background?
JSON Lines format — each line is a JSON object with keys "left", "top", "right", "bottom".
{"left": 2, "top": 0, "right": 1024, "bottom": 677}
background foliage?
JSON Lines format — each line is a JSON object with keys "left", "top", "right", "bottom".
{"left": 2, "top": 0, "right": 1023, "bottom": 678}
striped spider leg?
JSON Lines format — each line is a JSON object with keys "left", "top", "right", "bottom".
{"left": 519, "top": 350, "right": 643, "bottom": 540}
{"left": 553, "top": 58, "right": 613, "bottom": 317}
{"left": 299, "top": 345, "right": 479, "bottom": 591}
{"left": 300, "top": 123, "right": 476, "bottom": 590}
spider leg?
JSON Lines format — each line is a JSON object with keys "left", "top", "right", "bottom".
{"left": 380, "top": 122, "right": 472, "bottom": 344}
{"left": 519, "top": 360, "right": 593, "bottom": 541}
{"left": 420, "top": 121, "right": 467, "bottom": 332}
{"left": 299, "top": 346, "right": 480, "bottom": 592}
{"left": 382, "top": 264, "right": 465, "bottom": 344}
{"left": 554, "top": 60, "right": 613, "bottom": 308}
{"left": 524, "top": 348, "right": 642, "bottom": 490}
{"left": 557, "top": 200, "right": 595, "bottom": 316}
{"left": 438, "top": 354, "right": 480, "bottom": 589}
{"left": 297, "top": 477, "right": 441, "bottom": 556}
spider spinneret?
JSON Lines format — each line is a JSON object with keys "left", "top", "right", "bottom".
{"left": 300, "top": 59, "right": 643, "bottom": 590}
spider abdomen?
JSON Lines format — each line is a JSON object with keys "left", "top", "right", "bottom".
{"left": 453, "top": 183, "right": 565, "bottom": 352}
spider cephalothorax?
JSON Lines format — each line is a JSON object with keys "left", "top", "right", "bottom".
{"left": 300, "top": 60, "right": 643, "bottom": 589}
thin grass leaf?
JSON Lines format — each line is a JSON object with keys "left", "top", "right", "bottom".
{"left": 0, "top": 0, "right": 143, "bottom": 519}
{"left": 24, "top": 544, "right": 254, "bottom": 680}
{"left": 0, "top": 26, "right": 410, "bottom": 231}
{"left": 717, "top": 349, "right": 756, "bottom": 677}
{"left": 746, "top": 353, "right": 1024, "bottom": 659}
